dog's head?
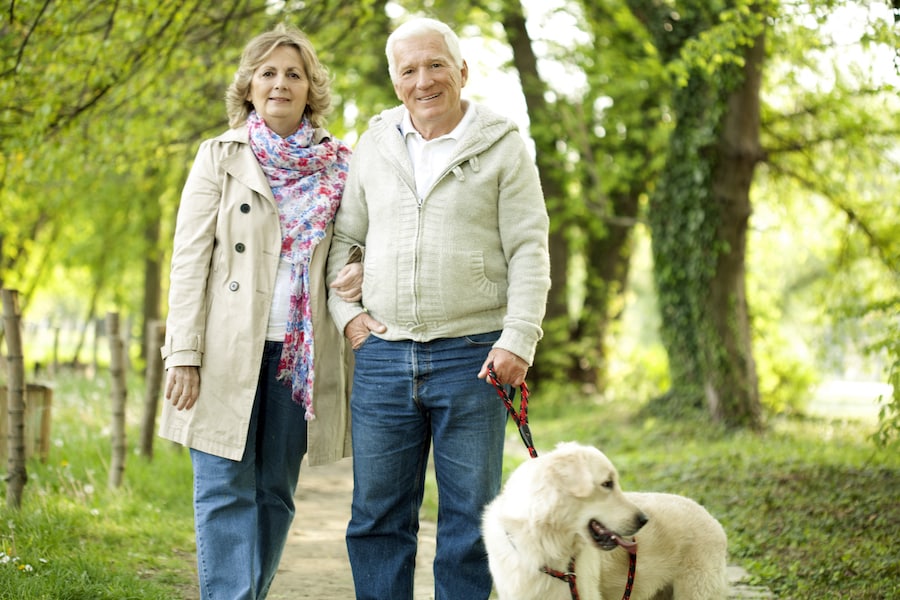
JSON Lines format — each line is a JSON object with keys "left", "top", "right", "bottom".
{"left": 504, "top": 442, "right": 648, "bottom": 554}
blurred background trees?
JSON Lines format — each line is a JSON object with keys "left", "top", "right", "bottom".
{"left": 1, "top": 0, "right": 897, "bottom": 436}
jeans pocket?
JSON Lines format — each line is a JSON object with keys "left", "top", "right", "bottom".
{"left": 352, "top": 333, "right": 376, "bottom": 352}
{"left": 463, "top": 330, "right": 501, "bottom": 347}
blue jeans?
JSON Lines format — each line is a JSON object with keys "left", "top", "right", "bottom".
{"left": 346, "top": 333, "right": 508, "bottom": 600}
{"left": 191, "top": 341, "right": 308, "bottom": 600}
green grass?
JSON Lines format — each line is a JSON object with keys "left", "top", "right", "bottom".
{"left": 1, "top": 373, "right": 197, "bottom": 600}
{"left": 3, "top": 374, "right": 898, "bottom": 599}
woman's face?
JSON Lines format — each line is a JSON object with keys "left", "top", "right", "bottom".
{"left": 247, "top": 45, "right": 310, "bottom": 137}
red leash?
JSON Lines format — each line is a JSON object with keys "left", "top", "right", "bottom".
{"left": 541, "top": 558, "right": 581, "bottom": 599}
{"left": 487, "top": 365, "right": 537, "bottom": 458}
{"left": 487, "top": 366, "right": 637, "bottom": 600}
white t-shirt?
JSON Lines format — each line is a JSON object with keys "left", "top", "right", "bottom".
{"left": 400, "top": 102, "right": 475, "bottom": 199}
{"left": 266, "top": 257, "right": 292, "bottom": 340}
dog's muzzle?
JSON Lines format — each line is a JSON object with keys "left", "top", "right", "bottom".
{"left": 589, "top": 520, "right": 638, "bottom": 554}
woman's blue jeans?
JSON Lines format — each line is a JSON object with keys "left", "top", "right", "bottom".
{"left": 346, "top": 333, "right": 508, "bottom": 600}
{"left": 191, "top": 341, "right": 307, "bottom": 600}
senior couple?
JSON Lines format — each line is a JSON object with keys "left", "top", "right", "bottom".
{"left": 160, "top": 15, "right": 550, "bottom": 600}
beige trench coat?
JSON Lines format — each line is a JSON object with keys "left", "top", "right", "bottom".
{"left": 158, "top": 125, "right": 352, "bottom": 466}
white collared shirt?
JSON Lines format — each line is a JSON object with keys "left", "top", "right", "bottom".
{"left": 400, "top": 103, "right": 475, "bottom": 200}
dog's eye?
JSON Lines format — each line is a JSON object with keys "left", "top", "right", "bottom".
{"left": 601, "top": 479, "right": 614, "bottom": 489}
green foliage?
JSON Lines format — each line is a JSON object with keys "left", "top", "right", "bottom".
{"left": 754, "top": 328, "right": 818, "bottom": 415}
{"left": 672, "top": 0, "right": 768, "bottom": 87}
{"left": 647, "top": 75, "right": 722, "bottom": 406}
{"left": 868, "top": 297, "right": 900, "bottom": 448}
{"left": 1, "top": 0, "right": 898, "bottom": 435}
{"left": 756, "top": 0, "right": 900, "bottom": 439}
{"left": 0, "top": 0, "right": 392, "bottom": 334}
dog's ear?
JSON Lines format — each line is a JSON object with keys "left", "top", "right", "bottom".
{"left": 545, "top": 450, "right": 594, "bottom": 498}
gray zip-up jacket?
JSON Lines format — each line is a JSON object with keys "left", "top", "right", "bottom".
{"left": 326, "top": 103, "right": 550, "bottom": 364}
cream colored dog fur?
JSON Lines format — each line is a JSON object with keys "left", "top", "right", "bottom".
{"left": 482, "top": 442, "right": 728, "bottom": 599}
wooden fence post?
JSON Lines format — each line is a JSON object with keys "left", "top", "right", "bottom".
{"left": 140, "top": 320, "right": 165, "bottom": 459}
{"left": 2, "top": 289, "right": 27, "bottom": 509}
{"left": 51, "top": 326, "right": 60, "bottom": 376}
{"left": 107, "top": 312, "right": 127, "bottom": 489}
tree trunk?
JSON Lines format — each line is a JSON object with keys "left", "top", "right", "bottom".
{"left": 141, "top": 194, "right": 162, "bottom": 365}
{"left": 72, "top": 283, "right": 101, "bottom": 368}
{"left": 704, "top": 31, "right": 765, "bottom": 427}
{"left": 582, "top": 190, "right": 640, "bottom": 389}
{"left": 500, "top": 0, "right": 571, "bottom": 382}
{"left": 631, "top": 0, "right": 764, "bottom": 427}
{"left": 140, "top": 320, "right": 165, "bottom": 459}
{"left": 3, "top": 289, "right": 27, "bottom": 509}
{"left": 107, "top": 312, "right": 127, "bottom": 488}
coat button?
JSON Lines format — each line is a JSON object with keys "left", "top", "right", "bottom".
{"left": 229, "top": 281, "right": 239, "bottom": 291}
{"left": 235, "top": 243, "right": 245, "bottom": 253}
{"left": 240, "top": 203, "right": 251, "bottom": 213}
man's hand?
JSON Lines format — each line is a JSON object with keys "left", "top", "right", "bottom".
{"left": 165, "top": 365, "right": 201, "bottom": 411}
{"left": 330, "top": 262, "right": 363, "bottom": 302}
{"left": 344, "top": 313, "right": 387, "bottom": 350}
{"left": 478, "top": 348, "right": 529, "bottom": 387}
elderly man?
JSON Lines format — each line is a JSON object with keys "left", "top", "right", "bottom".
{"left": 326, "top": 17, "right": 551, "bottom": 600}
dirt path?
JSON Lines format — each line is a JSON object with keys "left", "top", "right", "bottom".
{"left": 267, "top": 457, "right": 437, "bottom": 600}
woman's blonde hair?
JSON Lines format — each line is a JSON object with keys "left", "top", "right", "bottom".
{"left": 225, "top": 24, "right": 332, "bottom": 129}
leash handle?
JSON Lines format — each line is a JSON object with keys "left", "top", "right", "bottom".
{"left": 487, "top": 364, "right": 537, "bottom": 458}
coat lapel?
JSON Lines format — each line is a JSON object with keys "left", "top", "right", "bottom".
{"left": 216, "top": 126, "right": 275, "bottom": 203}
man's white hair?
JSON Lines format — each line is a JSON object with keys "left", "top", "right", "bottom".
{"left": 385, "top": 17, "right": 463, "bottom": 83}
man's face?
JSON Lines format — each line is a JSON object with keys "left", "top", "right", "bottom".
{"left": 391, "top": 32, "right": 468, "bottom": 139}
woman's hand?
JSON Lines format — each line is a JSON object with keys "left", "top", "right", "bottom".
{"left": 165, "top": 366, "right": 201, "bottom": 411}
{"left": 330, "top": 262, "right": 363, "bottom": 302}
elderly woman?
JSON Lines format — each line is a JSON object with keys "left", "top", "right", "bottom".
{"left": 159, "top": 24, "right": 358, "bottom": 600}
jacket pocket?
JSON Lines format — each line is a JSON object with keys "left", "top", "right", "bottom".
{"left": 438, "top": 251, "right": 504, "bottom": 321}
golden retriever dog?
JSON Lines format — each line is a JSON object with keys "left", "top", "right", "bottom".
{"left": 482, "top": 442, "right": 728, "bottom": 599}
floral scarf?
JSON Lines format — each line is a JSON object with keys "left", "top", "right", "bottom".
{"left": 248, "top": 110, "right": 350, "bottom": 420}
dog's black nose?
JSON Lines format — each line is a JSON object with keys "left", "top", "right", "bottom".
{"left": 636, "top": 512, "right": 649, "bottom": 529}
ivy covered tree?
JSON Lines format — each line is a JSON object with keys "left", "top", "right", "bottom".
{"left": 623, "top": 0, "right": 767, "bottom": 426}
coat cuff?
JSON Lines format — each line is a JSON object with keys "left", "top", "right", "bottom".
{"left": 494, "top": 325, "right": 542, "bottom": 366}
{"left": 328, "top": 298, "right": 366, "bottom": 336}
{"left": 160, "top": 333, "right": 204, "bottom": 367}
